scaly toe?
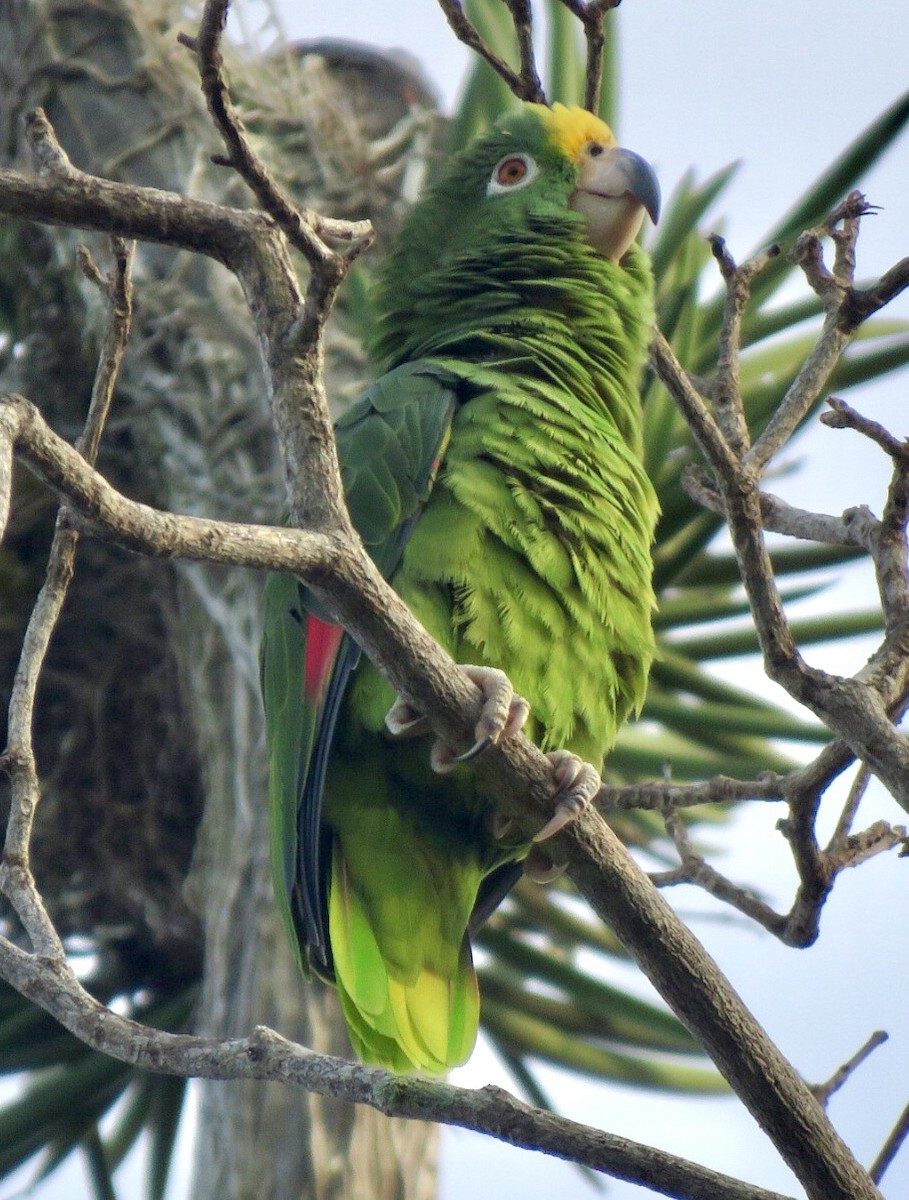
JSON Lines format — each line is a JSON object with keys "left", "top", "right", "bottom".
{"left": 454, "top": 666, "right": 531, "bottom": 761}
{"left": 523, "top": 845, "right": 569, "bottom": 884}
{"left": 384, "top": 696, "right": 430, "bottom": 738}
{"left": 532, "top": 751, "right": 602, "bottom": 843}
{"left": 430, "top": 739, "right": 460, "bottom": 775}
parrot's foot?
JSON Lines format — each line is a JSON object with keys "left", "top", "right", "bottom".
{"left": 493, "top": 751, "right": 602, "bottom": 882}
{"left": 534, "top": 750, "right": 602, "bottom": 842}
{"left": 384, "top": 666, "right": 530, "bottom": 773}
{"left": 452, "top": 666, "right": 531, "bottom": 763}
{"left": 524, "top": 752, "right": 602, "bottom": 882}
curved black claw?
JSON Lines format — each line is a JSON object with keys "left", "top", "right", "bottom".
{"left": 454, "top": 666, "right": 531, "bottom": 763}
{"left": 454, "top": 733, "right": 493, "bottom": 764}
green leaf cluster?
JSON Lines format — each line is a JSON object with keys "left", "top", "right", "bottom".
{"left": 0, "top": 977, "right": 192, "bottom": 1199}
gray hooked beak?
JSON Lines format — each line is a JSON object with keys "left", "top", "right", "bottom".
{"left": 571, "top": 146, "right": 661, "bottom": 262}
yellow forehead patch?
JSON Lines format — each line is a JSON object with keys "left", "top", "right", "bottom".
{"left": 530, "top": 102, "right": 617, "bottom": 164}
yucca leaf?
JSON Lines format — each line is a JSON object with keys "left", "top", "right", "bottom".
{"left": 644, "top": 691, "right": 829, "bottom": 743}
{"left": 490, "top": 1038, "right": 558, "bottom": 1113}
{"left": 103, "top": 1079, "right": 155, "bottom": 1175}
{"left": 652, "top": 510, "right": 724, "bottom": 590}
{"left": 482, "top": 972, "right": 684, "bottom": 1052}
{"left": 740, "top": 319, "right": 909, "bottom": 395}
{"left": 672, "top": 609, "right": 883, "bottom": 662}
{"left": 0, "top": 1054, "right": 131, "bottom": 1177}
{"left": 82, "top": 1129, "right": 119, "bottom": 1200}
{"left": 0, "top": 1003, "right": 91, "bottom": 1072}
{"left": 146, "top": 1074, "right": 188, "bottom": 1200}
{"left": 654, "top": 582, "right": 823, "bottom": 630}
{"left": 481, "top": 999, "right": 727, "bottom": 1092}
{"left": 651, "top": 651, "right": 793, "bottom": 710}
{"left": 448, "top": 0, "right": 524, "bottom": 153}
{"left": 649, "top": 162, "right": 740, "bottom": 280}
{"left": 546, "top": 0, "right": 584, "bottom": 106}
{"left": 831, "top": 334, "right": 909, "bottom": 391}
{"left": 611, "top": 726, "right": 796, "bottom": 781}
{"left": 466, "top": 0, "right": 521, "bottom": 51}
{"left": 447, "top": 61, "right": 516, "bottom": 152}
{"left": 674, "top": 543, "right": 867, "bottom": 588}
{"left": 506, "top": 882, "right": 628, "bottom": 958}
{"left": 641, "top": 381, "right": 687, "bottom": 487}
{"left": 484, "top": 931, "right": 705, "bottom": 1056}
{"left": 740, "top": 294, "right": 827, "bottom": 348}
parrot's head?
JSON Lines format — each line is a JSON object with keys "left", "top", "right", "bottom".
{"left": 533, "top": 103, "right": 660, "bottom": 261}
{"left": 372, "top": 102, "right": 660, "bottom": 364}
{"left": 502, "top": 102, "right": 660, "bottom": 262}
{"left": 424, "top": 102, "right": 659, "bottom": 264}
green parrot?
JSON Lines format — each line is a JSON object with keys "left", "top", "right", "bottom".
{"left": 262, "top": 102, "right": 660, "bottom": 1074}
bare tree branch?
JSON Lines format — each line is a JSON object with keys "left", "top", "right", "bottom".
{"left": 178, "top": 0, "right": 374, "bottom": 346}
{"left": 1, "top": 236, "right": 135, "bottom": 958}
{"left": 0, "top": 935, "right": 794, "bottom": 1200}
{"left": 812, "top": 1031, "right": 888, "bottom": 1107}
{"left": 651, "top": 198, "right": 909, "bottom": 816}
{"left": 436, "top": 0, "right": 546, "bottom": 102}
{"left": 745, "top": 193, "right": 874, "bottom": 477}
{"left": 870, "top": 1095, "right": 909, "bottom": 1186}
{"left": 556, "top": 0, "right": 621, "bottom": 112}
{"left": 0, "top": 5, "right": 904, "bottom": 1195}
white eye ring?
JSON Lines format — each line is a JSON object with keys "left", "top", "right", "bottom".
{"left": 487, "top": 152, "right": 539, "bottom": 196}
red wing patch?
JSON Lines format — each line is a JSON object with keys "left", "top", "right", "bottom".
{"left": 305, "top": 617, "right": 344, "bottom": 701}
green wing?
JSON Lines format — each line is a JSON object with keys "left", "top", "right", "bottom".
{"left": 262, "top": 361, "right": 460, "bottom": 978}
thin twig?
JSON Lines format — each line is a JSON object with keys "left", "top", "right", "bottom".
{"left": 598, "top": 773, "right": 787, "bottom": 812}
{"left": 821, "top": 397, "right": 909, "bottom": 464}
{"left": 654, "top": 221, "right": 909, "bottom": 813}
{"left": 0, "top": 55, "right": 895, "bottom": 1200}
{"left": 502, "top": 0, "right": 545, "bottom": 100}
{"left": 812, "top": 1031, "right": 888, "bottom": 1107}
{"left": 1, "top": 238, "right": 134, "bottom": 956}
{"left": 556, "top": 0, "right": 620, "bottom": 112}
{"left": 0, "top": 394, "right": 337, "bottom": 574}
{"left": 650, "top": 328, "right": 740, "bottom": 477}
{"left": 179, "top": 0, "right": 373, "bottom": 348}
{"left": 653, "top": 807, "right": 789, "bottom": 937}
{"left": 708, "top": 236, "right": 779, "bottom": 456}
{"left": 827, "top": 763, "right": 872, "bottom": 850}
{"left": 870, "top": 1096, "right": 909, "bottom": 1185}
{"left": 744, "top": 194, "right": 876, "bottom": 479}
{"left": 436, "top": 0, "right": 546, "bottom": 102}
{"left": 842, "top": 257, "right": 909, "bottom": 330}
{"left": 683, "top": 465, "right": 879, "bottom": 549}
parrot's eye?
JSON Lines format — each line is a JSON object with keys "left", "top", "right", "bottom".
{"left": 487, "top": 153, "right": 539, "bottom": 195}
{"left": 588, "top": 142, "right": 606, "bottom": 158}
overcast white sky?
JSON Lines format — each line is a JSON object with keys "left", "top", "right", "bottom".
{"left": 8, "top": 3, "right": 909, "bottom": 1199}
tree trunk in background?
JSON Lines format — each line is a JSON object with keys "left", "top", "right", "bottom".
{"left": 0, "top": 2, "right": 440, "bottom": 1196}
